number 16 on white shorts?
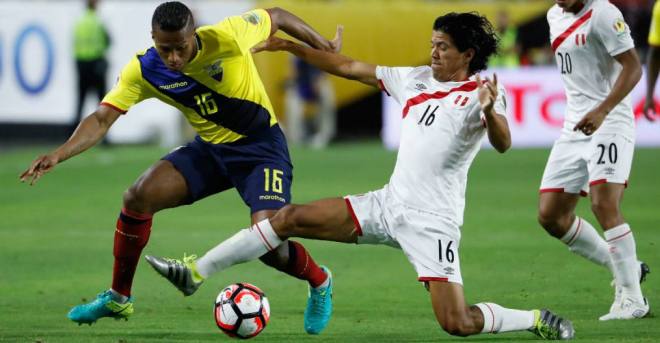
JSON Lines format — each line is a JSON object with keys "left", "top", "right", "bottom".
{"left": 345, "top": 187, "right": 463, "bottom": 285}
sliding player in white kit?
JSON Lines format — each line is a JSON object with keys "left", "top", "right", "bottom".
{"left": 148, "top": 12, "right": 574, "bottom": 339}
{"left": 538, "top": 0, "right": 649, "bottom": 321}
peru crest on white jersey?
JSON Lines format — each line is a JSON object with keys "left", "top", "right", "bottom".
{"left": 547, "top": 0, "right": 635, "bottom": 138}
{"left": 376, "top": 66, "right": 507, "bottom": 226}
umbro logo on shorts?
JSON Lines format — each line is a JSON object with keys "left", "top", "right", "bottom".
{"left": 605, "top": 167, "right": 616, "bottom": 175}
{"left": 443, "top": 267, "right": 455, "bottom": 275}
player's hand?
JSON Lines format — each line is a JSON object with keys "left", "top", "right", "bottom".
{"left": 251, "top": 36, "right": 292, "bottom": 54}
{"left": 19, "top": 153, "right": 59, "bottom": 185}
{"left": 573, "top": 108, "right": 607, "bottom": 136}
{"left": 643, "top": 97, "right": 656, "bottom": 122}
{"left": 476, "top": 73, "right": 498, "bottom": 115}
{"left": 329, "top": 25, "right": 343, "bottom": 53}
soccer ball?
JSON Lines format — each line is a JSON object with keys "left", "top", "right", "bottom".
{"left": 214, "top": 283, "right": 270, "bottom": 339}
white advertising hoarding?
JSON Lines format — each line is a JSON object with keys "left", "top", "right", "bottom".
{"left": 382, "top": 66, "right": 660, "bottom": 149}
{"left": 0, "top": 0, "right": 254, "bottom": 145}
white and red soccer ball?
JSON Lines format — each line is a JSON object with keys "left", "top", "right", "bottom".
{"left": 214, "top": 283, "right": 270, "bottom": 339}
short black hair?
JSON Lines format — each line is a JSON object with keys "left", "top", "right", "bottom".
{"left": 152, "top": 1, "right": 194, "bottom": 32}
{"left": 433, "top": 12, "right": 499, "bottom": 74}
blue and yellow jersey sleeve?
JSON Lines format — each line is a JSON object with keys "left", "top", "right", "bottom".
{"left": 101, "top": 9, "right": 277, "bottom": 144}
{"left": 101, "top": 56, "right": 146, "bottom": 113}
{"left": 650, "top": 0, "right": 660, "bottom": 46}
{"left": 216, "top": 9, "right": 272, "bottom": 54}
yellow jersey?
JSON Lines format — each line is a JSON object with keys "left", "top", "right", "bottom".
{"left": 649, "top": 0, "right": 660, "bottom": 46}
{"left": 102, "top": 9, "right": 277, "bottom": 144}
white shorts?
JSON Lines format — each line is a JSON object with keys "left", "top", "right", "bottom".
{"left": 345, "top": 186, "right": 463, "bottom": 284}
{"left": 540, "top": 133, "right": 634, "bottom": 195}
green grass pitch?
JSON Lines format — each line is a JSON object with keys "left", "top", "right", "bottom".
{"left": 0, "top": 142, "right": 658, "bottom": 342}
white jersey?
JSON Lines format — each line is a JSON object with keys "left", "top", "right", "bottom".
{"left": 376, "top": 66, "right": 507, "bottom": 226}
{"left": 547, "top": 0, "right": 635, "bottom": 138}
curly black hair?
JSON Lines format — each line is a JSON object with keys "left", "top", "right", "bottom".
{"left": 433, "top": 12, "right": 499, "bottom": 74}
{"left": 152, "top": 1, "right": 194, "bottom": 32}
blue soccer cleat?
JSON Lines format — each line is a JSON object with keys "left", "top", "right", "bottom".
{"left": 304, "top": 266, "right": 333, "bottom": 334}
{"left": 67, "top": 290, "right": 134, "bottom": 325}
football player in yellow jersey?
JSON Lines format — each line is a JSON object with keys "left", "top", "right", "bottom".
{"left": 645, "top": 0, "right": 660, "bottom": 121}
{"left": 20, "top": 1, "right": 339, "bottom": 333}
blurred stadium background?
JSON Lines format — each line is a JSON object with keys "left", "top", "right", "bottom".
{"left": 1, "top": 0, "right": 659, "bottom": 342}
{"left": 1, "top": 0, "right": 658, "bottom": 147}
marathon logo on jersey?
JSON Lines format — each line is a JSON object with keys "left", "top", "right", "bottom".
{"left": 259, "top": 194, "right": 286, "bottom": 203}
{"left": 204, "top": 60, "right": 224, "bottom": 82}
{"left": 242, "top": 12, "right": 261, "bottom": 25}
{"left": 415, "top": 83, "right": 427, "bottom": 91}
{"left": 453, "top": 94, "right": 470, "bottom": 107}
{"left": 159, "top": 81, "right": 189, "bottom": 90}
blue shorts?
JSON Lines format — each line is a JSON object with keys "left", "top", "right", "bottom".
{"left": 163, "top": 124, "right": 293, "bottom": 213}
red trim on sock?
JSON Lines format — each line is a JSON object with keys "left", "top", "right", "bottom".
{"left": 484, "top": 303, "right": 496, "bottom": 333}
{"left": 344, "top": 197, "right": 362, "bottom": 236}
{"left": 606, "top": 230, "right": 632, "bottom": 242}
{"left": 254, "top": 222, "right": 274, "bottom": 251}
{"left": 112, "top": 210, "right": 152, "bottom": 297}
{"left": 566, "top": 217, "right": 582, "bottom": 246}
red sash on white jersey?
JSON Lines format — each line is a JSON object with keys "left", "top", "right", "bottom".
{"left": 551, "top": 9, "right": 593, "bottom": 52}
{"left": 402, "top": 82, "right": 477, "bottom": 118}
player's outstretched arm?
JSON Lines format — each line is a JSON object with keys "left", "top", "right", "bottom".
{"left": 574, "top": 48, "right": 642, "bottom": 135}
{"left": 644, "top": 45, "right": 660, "bottom": 121}
{"left": 252, "top": 36, "right": 378, "bottom": 87}
{"left": 19, "top": 105, "right": 121, "bottom": 185}
{"left": 266, "top": 7, "right": 341, "bottom": 53}
{"left": 476, "top": 74, "right": 511, "bottom": 153}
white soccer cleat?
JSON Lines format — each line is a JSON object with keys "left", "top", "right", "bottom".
{"left": 607, "top": 262, "right": 650, "bottom": 314}
{"left": 599, "top": 297, "right": 649, "bottom": 321}
{"left": 609, "top": 286, "right": 622, "bottom": 314}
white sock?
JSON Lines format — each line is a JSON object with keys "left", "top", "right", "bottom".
{"left": 475, "top": 303, "right": 535, "bottom": 333}
{"left": 196, "top": 219, "right": 283, "bottom": 278}
{"left": 560, "top": 217, "right": 612, "bottom": 272}
{"left": 604, "top": 223, "right": 644, "bottom": 302}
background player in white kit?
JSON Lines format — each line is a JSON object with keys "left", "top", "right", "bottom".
{"left": 538, "top": 0, "right": 649, "bottom": 321}
{"left": 147, "top": 12, "right": 574, "bottom": 339}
